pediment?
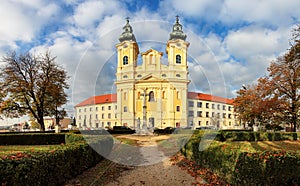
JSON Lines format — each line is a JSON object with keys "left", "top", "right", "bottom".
{"left": 137, "top": 74, "right": 164, "bottom": 82}
{"left": 141, "top": 48, "right": 163, "bottom": 57}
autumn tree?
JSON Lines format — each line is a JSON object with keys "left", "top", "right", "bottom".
{"left": 0, "top": 51, "right": 69, "bottom": 131}
{"left": 263, "top": 29, "right": 300, "bottom": 131}
{"left": 234, "top": 82, "right": 285, "bottom": 128}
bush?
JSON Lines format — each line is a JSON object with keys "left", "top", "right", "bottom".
{"left": 0, "top": 133, "right": 66, "bottom": 145}
{"left": 181, "top": 132, "right": 300, "bottom": 185}
{"left": 0, "top": 136, "right": 113, "bottom": 186}
{"left": 215, "top": 131, "right": 297, "bottom": 142}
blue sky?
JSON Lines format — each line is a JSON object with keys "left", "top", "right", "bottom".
{"left": 0, "top": 0, "right": 299, "bottom": 124}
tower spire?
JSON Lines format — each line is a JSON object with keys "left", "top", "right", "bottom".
{"left": 169, "top": 16, "right": 187, "bottom": 41}
{"left": 119, "top": 17, "right": 136, "bottom": 42}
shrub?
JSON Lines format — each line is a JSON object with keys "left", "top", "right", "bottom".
{"left": 0, "top": 133, "right": 66, "bottom": 145}
{"left": 0, "top": 136, "right": 113, "bottom": 186}
{"left": 181, "top": 132, "right": 300, "bottom": 185}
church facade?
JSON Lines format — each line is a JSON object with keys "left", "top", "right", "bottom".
{"left": 75, "top": 18, "right": 237, "bottom": 130}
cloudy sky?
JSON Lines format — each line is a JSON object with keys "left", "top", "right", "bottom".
{"left": 0, "top": 0, "right": 299, "bottom": 123}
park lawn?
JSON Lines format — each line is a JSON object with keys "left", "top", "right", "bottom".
{"left": 0, "top": 145, "right": 61, "bottom": 157}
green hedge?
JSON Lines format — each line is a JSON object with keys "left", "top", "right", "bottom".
{"left": 217, "top": 131, "right": 297, "bottom": 141}
{"left": 0, "top": 136, "right": 113, "bottom": 186}
{"left": 0, "top": 133, "right": 66, "bottom": 145}
{"left": 181, "top": 133, "right": 300, "bottom": 185}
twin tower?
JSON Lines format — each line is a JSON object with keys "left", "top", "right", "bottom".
{"left": 115, "top": 17, "right": 190, "bottom": 129}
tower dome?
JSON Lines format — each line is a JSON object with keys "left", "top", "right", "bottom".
{"left": 119, "top": 17, "right": 136, "bottom": 42}
{"left": 169, "top": 16, "right": 187, "bottom": 41}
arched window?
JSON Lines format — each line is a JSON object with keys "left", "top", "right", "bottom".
{"left": 176, "top": 55, "right": 181, "bottom": 64}
{"left": 123, "top": 56, "right": 128, "bottom": 65}
{"left": 148, "top": 91, "right": 155, "bottom": 102}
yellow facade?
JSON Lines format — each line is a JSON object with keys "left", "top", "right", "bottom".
{"left": 115, "top": 17, "right": 189, "bottom": 129}
{"left": 75, "top": 17, "right": 239, "bottom": 130}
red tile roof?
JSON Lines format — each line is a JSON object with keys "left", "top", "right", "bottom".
{"left": 75, "top": 92, "right": 233, "bottom": 107}
{"left": 188, "top": 92, "right": 234, "bottom": 104}
{"left": 75, "top": 94, "right": 117, "bottom": 107}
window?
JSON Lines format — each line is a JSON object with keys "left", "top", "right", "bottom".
{"left": 162, "top": 91, "right": 166, "bottom": 99}
{"left": 188, "top": 101, "right": 194, "bottom": 107}
{"left": 102, "top": 106, "right": 104, "bottom": 111}
{"left": 96, "top": 107, "right": 98, "bottom": 111}
{"left": 90, "top": 114, "right": 92, "bottom": 119}
{"left": 217, "top": 104, "right": 220, "bottom": 110}
{"left": 176, "top": 106, "right": 180, "bottom": 112}
{"left": 137, "top": 74, "right": 142, "bottom": 78}
{"left": 124, "top": 92, "right": 127, "bottom": 100}
{"left": 115, "top": 105, "right": 117, "bottom": 110}
{"left": 223, "top": 113, "right": 226, "bottom": 118}
{"left": 223, "top": 105, "right": 226, "bottom": 110}
{"left": 206, "top": 121, "right": 209, "bottom": 125}
{"left": 124, "top": 106, "right": 128, "bottom": 112}
{"left": 90, "top": 107, "right": 92, "bottom": 111}
{"left": 79, "top": 109, "right": 81, "bottom": 113}
{"left": 115, "top": 114, "right": 117, "bottom": 118}
{"left": 206, "top": 103, "right": 209, "bottom": 108}
{"left": 198, "top": 121, "right": 201, "bottom": 126}
{"left": 188, "top": 111, "right": 194, "bottom": 117}
{"left": 102, "top": 114, "right": 104, "bottom": 119}
{"left": 176, "top": 74, "right": 181, "bottom": 77}
{"left": 228, "top": 106, "right": 231, "bottom": 111}
{"left": 228, "top": 114, "right": 232, "bottom": 119}
{"left": 95, "top": 114, "right": 98, "bottom": 119}
{"left": 123, "top": 56, "right": 128, "bottom": 65}
{"left": 84, "top": 108, "right": 86, "bottom": 112}
{"left": 176, "top": 55, "right": 181, "bottom": 64}
{"left": 197, "top": 111, "right": 202, "bottom": 117}
{"left": 108, "top": 113, "right": 111, "bottom": 119}
{"left": 79, "top": 115, "right": 81, "bottom": 120}
{"left": 197, "top": 102, "right": 202, "bottom": 108}
{"left": 108, "top": 106, "right": 111, "bottom": 110}
{"left": 123, "top": 75, "right": 128, "bottom": 79}
{"left": 206, "top": 112, "right": 209, "bottom": 117}
{"left": 212, "top": 104, "right": 215, "bottom": 109}
{"left": 107, "top": 122, "right": 111, "bottom": 126}
{"left": 149, "top": 91, "right": 155, "bottom": 102}
{"left": 212, "top": 112, "right": 215, "bottom": 117}
{"left": 162, "top": 74, "right": 166, "bottom": 77}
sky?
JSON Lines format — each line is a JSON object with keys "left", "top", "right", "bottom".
{"left": 0, "top": 0, "right": 299, "bottom": 125}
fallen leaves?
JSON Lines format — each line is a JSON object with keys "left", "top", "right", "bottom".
{"left": 170, "top": 153, "right": 230, "bottom": 186}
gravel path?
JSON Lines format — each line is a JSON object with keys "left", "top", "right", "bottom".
{"left": 66, "top": 135, "right": 206, "bottom": 186}
{"left": 107, "top": 135, "right": 206, "bottom": 185}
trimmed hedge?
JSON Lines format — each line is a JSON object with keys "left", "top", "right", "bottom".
{"left": 181, "top": 133, "right": 300, "bottom": 185}
{"left": 0, "top": 136, "right": 113, "bottom": 186}
{"left": 216, "top": 131, "right": 297, "bottom": 141}
{"left": 0, "top": 133, "right": 66, "bottom": 145}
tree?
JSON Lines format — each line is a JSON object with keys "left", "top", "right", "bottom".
{"left": 233, "top": 82, "right": 285, "bottom": 128}
{"left": 0, "top": 51, "right": 69, "bottom": 131}
{"left": 264, "top": 40, "right": 300, "bottom": 131}
{"left": 234, "top": 25, "right": 300, "bottom": 131}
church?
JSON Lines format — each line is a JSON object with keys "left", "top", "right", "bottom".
{"left": 75, "top": 17, "right": 236, "bottom": 130}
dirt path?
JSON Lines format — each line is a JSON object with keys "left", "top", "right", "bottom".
{"left": 66, "top": 135, "right": 206, "bottom": 186}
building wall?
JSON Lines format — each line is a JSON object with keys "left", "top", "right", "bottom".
{"left": 76, "top": 103, "right": 118, "bottom": 129}
{"left": 187, "top": 99, "right": 236, "bottom": 129}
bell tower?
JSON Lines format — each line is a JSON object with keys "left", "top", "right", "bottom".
{"left": 166, "top": 16, "right": 190, "bottom": 71}
{"left": 116, "top": 18, "right": 139, "bottom": 78}
{"left": 115, "top": 18, "right": 139, "bottom": 127}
